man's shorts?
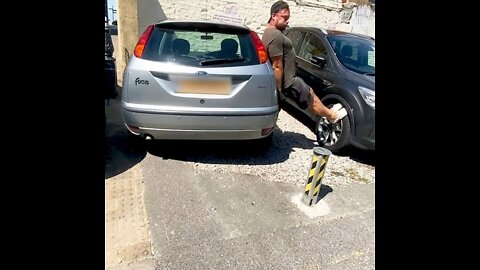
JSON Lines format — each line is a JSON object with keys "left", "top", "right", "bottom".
{"left": 282, "top": 77, "right": 312, "bottom": 110}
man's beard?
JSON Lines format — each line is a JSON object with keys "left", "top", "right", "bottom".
{"left": 277, "top": 24, "right": 287, "bottom": 31}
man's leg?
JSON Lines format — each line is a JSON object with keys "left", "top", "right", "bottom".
{"left": 309, "top": 88, "right": 338, "bottom": 122}
{"left": 287, "top": 77, "right": 342, "bottom": 122}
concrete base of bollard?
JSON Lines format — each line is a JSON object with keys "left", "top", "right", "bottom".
{"left": 291, "top": 193, "right": 330, "bottom": 218}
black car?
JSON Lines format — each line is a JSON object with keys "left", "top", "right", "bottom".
{"left": 105, "top": 25, "right": 117, "bottom": 129}
{"left": 105, "top": 26, "right": 117, "bottom": 100}
{"left": 283, "top": 26, "right": 375, "bottom": 152}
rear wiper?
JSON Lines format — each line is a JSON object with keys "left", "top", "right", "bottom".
{"left": 200, "top": 58, "right": 246, "bottom": 66}
{"left": 364, "top": 72, "right": 375, "bottom": 76}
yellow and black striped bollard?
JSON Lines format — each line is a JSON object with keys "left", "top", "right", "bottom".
{"left": 303, "top": 147, "right": 332, "bottom": 206}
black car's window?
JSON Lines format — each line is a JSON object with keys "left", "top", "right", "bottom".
{"left": 327, "top": 35, "right": 375, "bottom": 74}
{"left": 142, "top": 26, "right": 259, "bottom": 67}
{"left": 285, "top": 29, "right": 303, "bottom": 51}
{"left": 298, "top": 33, "right": 327, "bottom": 63}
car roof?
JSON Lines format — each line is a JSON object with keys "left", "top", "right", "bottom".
{"left": 155, "top": 20, "right": 251, "bottom": 32}
{"left": 286, "top": 25, "right": 374, "bottom": 41}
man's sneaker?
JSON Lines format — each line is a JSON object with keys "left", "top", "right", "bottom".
{"left": 333, "top": 108, "right": 347, "bottom": 123}
{"left": 331, "top": 103, "right": 343, "bottom": 112}
{"left": 331, "top": 107, "right": 347, "bottom": 123}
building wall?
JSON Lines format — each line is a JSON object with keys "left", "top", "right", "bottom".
{"left": 350, "top": 4, "right": 375, "bottom": 38}
{"left": 157, "top": 0, "right": 344, "bottom": 35}
{"left": 116, "top": 0, "right": 374, "bottom": 85}
{"left": 138, "top": 0, "right": 167, "bottom": 36}
{"left": 117, "top": 0, "right": 139, "bottom": 86}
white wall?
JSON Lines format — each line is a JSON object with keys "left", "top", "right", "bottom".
{"left": 350, "top": 4, "right": 375, "bottom": 38}
{"left": 155, "top": 0, "right": 345, "bottom": 36}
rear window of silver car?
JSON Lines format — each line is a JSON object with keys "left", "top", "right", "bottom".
{"left": 142, "top": 25, "right": 260, "bottom": 67}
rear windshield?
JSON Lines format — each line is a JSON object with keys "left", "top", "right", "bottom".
{"left": 141, "top": 25, "right": 260, "bottom": 67}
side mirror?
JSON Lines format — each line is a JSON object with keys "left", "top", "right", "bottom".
{"left": 310, "top": 56, "right": 326, "bottom": 68}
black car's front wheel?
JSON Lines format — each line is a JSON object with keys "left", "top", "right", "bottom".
{"left": 315, "top": 105, "right": 351, "bottom": 153}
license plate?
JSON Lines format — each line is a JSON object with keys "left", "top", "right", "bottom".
{"left": 177, "top": 78, "right": 231, "bottom": 95}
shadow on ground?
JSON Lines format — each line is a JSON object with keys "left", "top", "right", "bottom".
{"left": 337, "top": 147, "right": 375, "bottom": 166}
{"left": 104, "top": 93, "right": 147, "bottom": 179}
{"left": 281, "top": 103, "right": 375, "bottom": 167}
{"left": 316, "top": 184, "right": 334, "bottom": 203}
{"left": 105, "top": 129, "right": 147, "bottom": 179}
{"left": 146, "top": 126, "right": 316, "bottom": 165}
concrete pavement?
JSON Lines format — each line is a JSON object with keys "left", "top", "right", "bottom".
{"left": 142, "top": 157, "right": 374, "bottom": 269}
{"left": 105, "top": 92, "right": 375, "bottom": 269}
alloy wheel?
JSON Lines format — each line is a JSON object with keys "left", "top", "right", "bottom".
{"left": 316, "top": 117, "right": 343, "bottom": 146}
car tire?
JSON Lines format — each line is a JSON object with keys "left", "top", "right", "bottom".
{"left": 315, "top": 104, "right": 351, "bottom": 153}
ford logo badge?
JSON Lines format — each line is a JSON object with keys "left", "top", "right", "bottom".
{"left": 195, "top": 71, "right": 208, "bottom": 76}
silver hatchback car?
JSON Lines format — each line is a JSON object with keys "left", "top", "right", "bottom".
{"left": 122, "top": 21, "right": 279, "bottom": 143}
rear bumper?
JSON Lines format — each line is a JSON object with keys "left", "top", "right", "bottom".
{"left": 121, "top": 103, "right": 279, "bottom": 140}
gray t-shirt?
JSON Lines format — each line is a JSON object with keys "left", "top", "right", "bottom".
{"left": 262, "top": 27, "right": 296, "bottom": 89}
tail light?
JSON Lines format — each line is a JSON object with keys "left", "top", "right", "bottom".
{"left": 261, "top": 127, "right": 273, "bottom": 136}
{"left": 134, "top": 25, "right": 154, "bottom": 58}
{"left": 250, "top": 31, "right": 268, "bottom": 64}
{"left": 126, "top": 124, "right": 141, "bottom": 134}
